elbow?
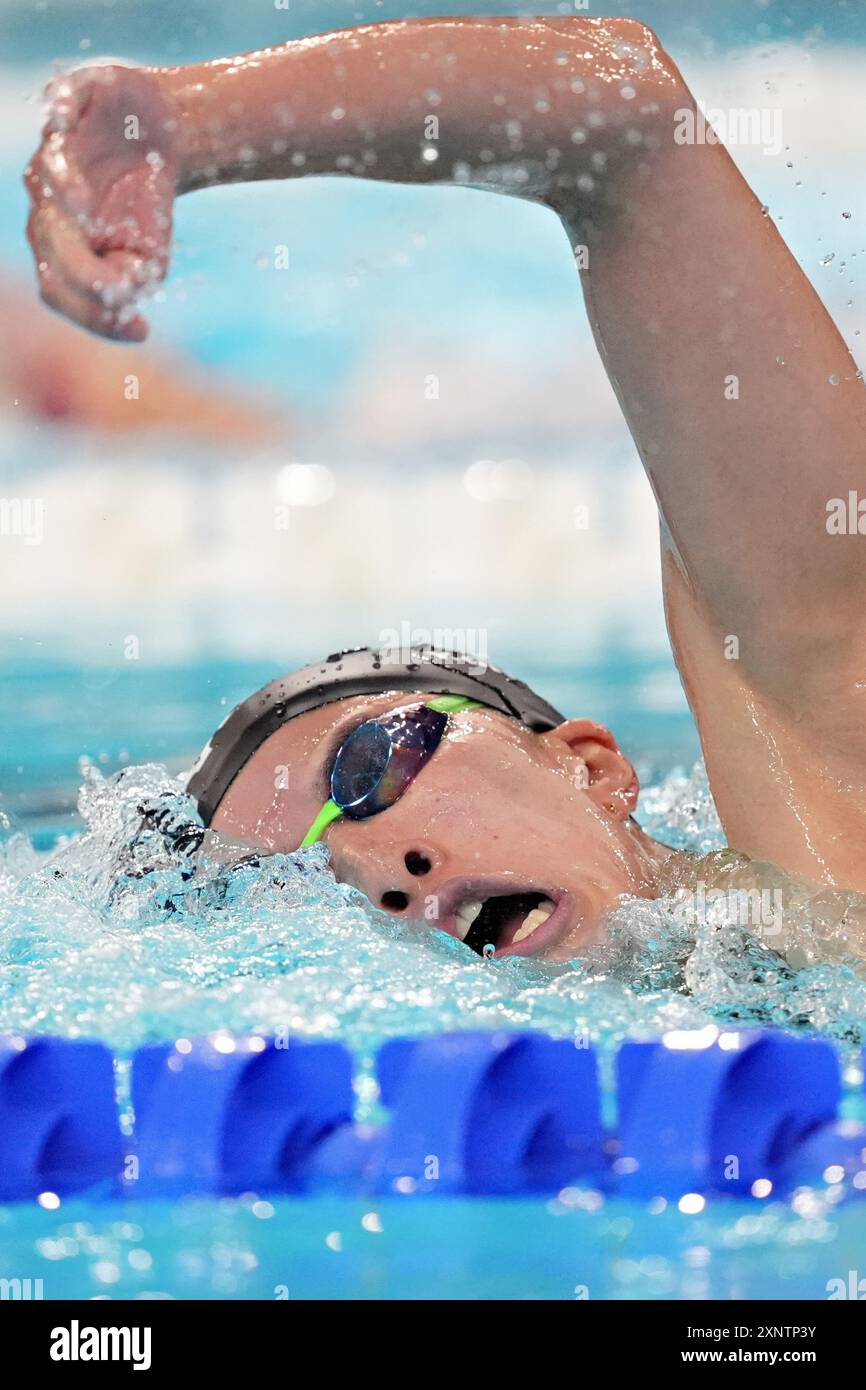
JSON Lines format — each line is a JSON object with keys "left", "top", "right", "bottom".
{"left": 608, "top": 17, "right": 688, "bottom": 102}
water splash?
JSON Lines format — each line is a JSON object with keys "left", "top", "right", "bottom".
{"left": 634, "top": 759, "right": 726, "bottom": 854}
{"left": 0, "top": 760, "right": 864, "bottom": 1053}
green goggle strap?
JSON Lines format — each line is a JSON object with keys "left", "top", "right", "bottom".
{"left": 298, "top": 696, "right": 483, "bottom": 848}
{"left": 299, "top": 797, "right": 344, "bottom": 848}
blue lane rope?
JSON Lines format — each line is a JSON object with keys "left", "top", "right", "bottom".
{"left": 0, "top": 1030, "right": 859, "bottom": 1202}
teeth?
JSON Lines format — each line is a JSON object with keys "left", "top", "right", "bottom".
{"left": 454, "top": 899, "right": 484, "bottom": 940}
{"left": 511, "top": 898, "right": 555, "bottom": 945}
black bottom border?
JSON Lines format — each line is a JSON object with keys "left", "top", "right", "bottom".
{"left": 1, "top": 1296, "right": 857, "bottom": 1375}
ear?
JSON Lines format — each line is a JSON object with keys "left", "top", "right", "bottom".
{"left": 542, "top": 719, "right": 639, "bottom": 819}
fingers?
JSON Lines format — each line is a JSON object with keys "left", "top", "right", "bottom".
{"left": 27, "top": 202, "right": 151, "bottom": 340}
{"left": 30, "top": 133, "right": 92, "bottom": 218}
{"left": 29, "top": 199, "right": 130, "bottom": 300}
{"left": 38, "top": 257, "right": 149, "bottom": 341}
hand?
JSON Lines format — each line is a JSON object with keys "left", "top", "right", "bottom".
{"left": 24, "top": 64, "right": 179, "bottom": 340}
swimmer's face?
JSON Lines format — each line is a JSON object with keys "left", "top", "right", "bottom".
{"left": 210, "top": 692, "right": 667, "bottom": 960}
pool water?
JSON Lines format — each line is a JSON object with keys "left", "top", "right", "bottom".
{"left": 2, "top": 680, "right": 866, "bottom": 1299}
{"left": 3, "top": 751, "right": 866, "bottom": 1055}
{"left": 2, "top": 1190, "right": 864, "bottom": 1301}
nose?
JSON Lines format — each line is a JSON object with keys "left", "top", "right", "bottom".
{"left": 332, "top": 840, "right": 438, "bottom": 916}
{"left": 379, "top": 847, "right": 435, "bottom": 914}
{"left": 381, "top": 889, "right": 411, "bottom": 912}
{"left": 404, "top": 850, "right": 432, "bottom": 877}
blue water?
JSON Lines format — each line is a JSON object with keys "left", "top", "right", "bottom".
{"left": 3, "top": 1191, "right": 864, "bottom": 1301}
{"left": 4, "top": 0, "right": 866, "bottom": 1301}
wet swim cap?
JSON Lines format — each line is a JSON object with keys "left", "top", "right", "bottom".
{"left": 188, "top": 645, "right": 565, "bottom": 826}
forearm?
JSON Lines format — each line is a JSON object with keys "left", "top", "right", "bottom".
{"left": 156, "top": 17, "right": 677, "bottom": 202}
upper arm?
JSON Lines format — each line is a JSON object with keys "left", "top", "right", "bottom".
{"left": 560, "top": 61, "right": 866, "bottom": 707}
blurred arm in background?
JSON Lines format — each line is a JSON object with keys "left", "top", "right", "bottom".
{"left": 0, "top": 277, "right": 282, "bottom": 440}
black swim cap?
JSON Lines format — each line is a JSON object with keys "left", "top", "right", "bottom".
{"left": 188, "top": 645, "right": 565, "bottom": 826}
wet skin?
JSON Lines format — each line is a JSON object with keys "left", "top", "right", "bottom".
{"left": 211, "top": 691, "right": 670, "bottom": 960}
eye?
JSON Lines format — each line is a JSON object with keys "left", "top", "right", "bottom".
{"left": 330, "top": 720, "right": 392, "bottom": 811}
{"left": 328, "top": 705, "right": 449, "bottom": 821}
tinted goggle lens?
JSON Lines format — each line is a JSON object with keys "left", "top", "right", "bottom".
{"left": 298, "top": 696, "right": 481, "bottom": 847}
{"left": 331, "top": 704, "right": 448, "bottom": 819}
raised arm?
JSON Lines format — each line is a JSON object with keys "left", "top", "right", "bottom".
{"left": 25, "top": 16, "right": 866, "bottom": 884}
{"left": 24, "top": 17, "right": 662, "bottom": 335}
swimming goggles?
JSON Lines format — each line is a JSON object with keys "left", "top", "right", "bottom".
{"left": 299, "top": 695, "right": 482, "bottom": 847}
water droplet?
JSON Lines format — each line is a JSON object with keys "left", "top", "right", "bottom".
{"left": 829, "top": 373, "right": 840, "bottom": 386}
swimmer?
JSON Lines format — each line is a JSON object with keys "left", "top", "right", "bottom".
{"left": 23, "top": 17, "right": 866, "bottom": 958}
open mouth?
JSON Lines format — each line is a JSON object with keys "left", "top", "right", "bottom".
{"left": 456, "top": 891, "right": 559, "bottom": 957}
